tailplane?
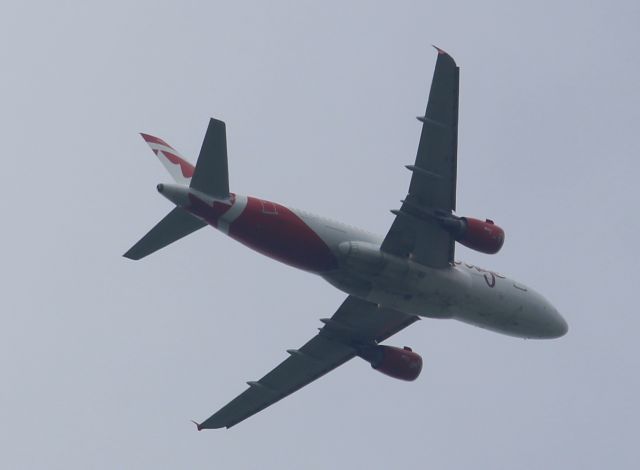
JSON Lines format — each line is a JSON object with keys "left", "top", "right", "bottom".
{"left": 123, "top": 207, "right": 205, "bottom": 260}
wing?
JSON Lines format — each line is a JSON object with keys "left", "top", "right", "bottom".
{"left": 381, "top": 47, "right": 460, "bottom": 268}
{"left": 197, "top": 296, "right": 419, "bottom": 429}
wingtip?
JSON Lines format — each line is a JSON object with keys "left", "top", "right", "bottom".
{"left": 432, "top": 45, "right": 448, "bottom": 55}
{"left": 122, "top": 247, "right": 141, "bottom": 260}
{"left": 431, "top": 45, "right": 457, "bottom": 66}
{"left": 191, "top": 420, "right": 203, "bottom": 431}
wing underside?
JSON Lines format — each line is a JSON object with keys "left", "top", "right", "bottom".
{"left": 381, "top": 48, "right": 460, "bottom": 268}
{"left": 198, "top": 296, "right": 419, "bottom": 429}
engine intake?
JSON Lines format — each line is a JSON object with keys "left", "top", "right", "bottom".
{"left": 358, "top": 345, "right": 423, "bottom": 381}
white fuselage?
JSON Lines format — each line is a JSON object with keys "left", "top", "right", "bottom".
{"left": 296, "top": 209, "right": 567, "bottom": 339}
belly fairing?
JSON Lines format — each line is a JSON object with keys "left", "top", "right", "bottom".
{"left": 325, "top": 242, "right": 474, "bottom": 318}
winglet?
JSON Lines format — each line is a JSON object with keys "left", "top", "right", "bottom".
{"left": 191, "top": 420, "right": 203, "bottom": 431}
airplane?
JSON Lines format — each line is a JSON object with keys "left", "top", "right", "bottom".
{"left": 124, "top": 47, "right": 568, "bottom": 430}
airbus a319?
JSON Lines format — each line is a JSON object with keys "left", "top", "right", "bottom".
{"left": 125, "top": 47, "right": 567, "bottom": 430}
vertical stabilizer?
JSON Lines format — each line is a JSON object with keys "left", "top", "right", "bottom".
{"left": 140, "top": 133, "right": 195, "bottom": 186}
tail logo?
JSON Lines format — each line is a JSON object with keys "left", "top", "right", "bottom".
{"left": 140, "top": 133, "right": 195, "bottom": 184}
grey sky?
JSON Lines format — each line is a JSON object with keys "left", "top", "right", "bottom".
{"left": 1, "top": 1, "right": 639, "bottom": 468}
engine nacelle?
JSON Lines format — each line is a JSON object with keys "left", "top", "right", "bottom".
{"left": 358, "top": 345, "right": 423, "bottom": 381}
{"left": 439, "top": 216, "right": 504, "bottom": 254}
{"left": 456, "top": 217, "right": 504, "bottom": 254}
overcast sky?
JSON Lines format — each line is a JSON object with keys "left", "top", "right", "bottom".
{"left": 1, "top": 1, "right": 639, "bottom": 468}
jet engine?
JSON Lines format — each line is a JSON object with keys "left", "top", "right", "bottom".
{"left": 358, "top": 345, "right": 423, "bottom": 381}
{"left": 440, "top": 216, "right": 505, "bottom": 254}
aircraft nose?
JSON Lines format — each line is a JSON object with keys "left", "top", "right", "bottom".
{"left": 524, "top": 290, "right": 568, "bottom": 339}
{"left": 539, "top": 305, "right": 568, "bottom": 339}
{"left": 549, "top": 310, "right": 568, "bottom": 338}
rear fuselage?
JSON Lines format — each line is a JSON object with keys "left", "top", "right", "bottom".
{"left": 159, "top": 184, "right": 567, "bottom": 339}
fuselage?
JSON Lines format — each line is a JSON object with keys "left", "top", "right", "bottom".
{"left": 159, "top": 184, "right": 567, "bottom": 339}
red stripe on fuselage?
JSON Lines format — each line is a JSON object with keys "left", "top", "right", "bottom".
{"left": 229, "top": 198, "right": 338, "bottom": 273}
{"left": 186, "top": 195, "right": 338, "bottom": 273}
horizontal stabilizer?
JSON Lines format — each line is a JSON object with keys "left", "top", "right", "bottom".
{"left": 190, "top": 118, "right": 230, "bottom": 198}
{"left": 123, "top": 207, "right": 205, "bottom": 260}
